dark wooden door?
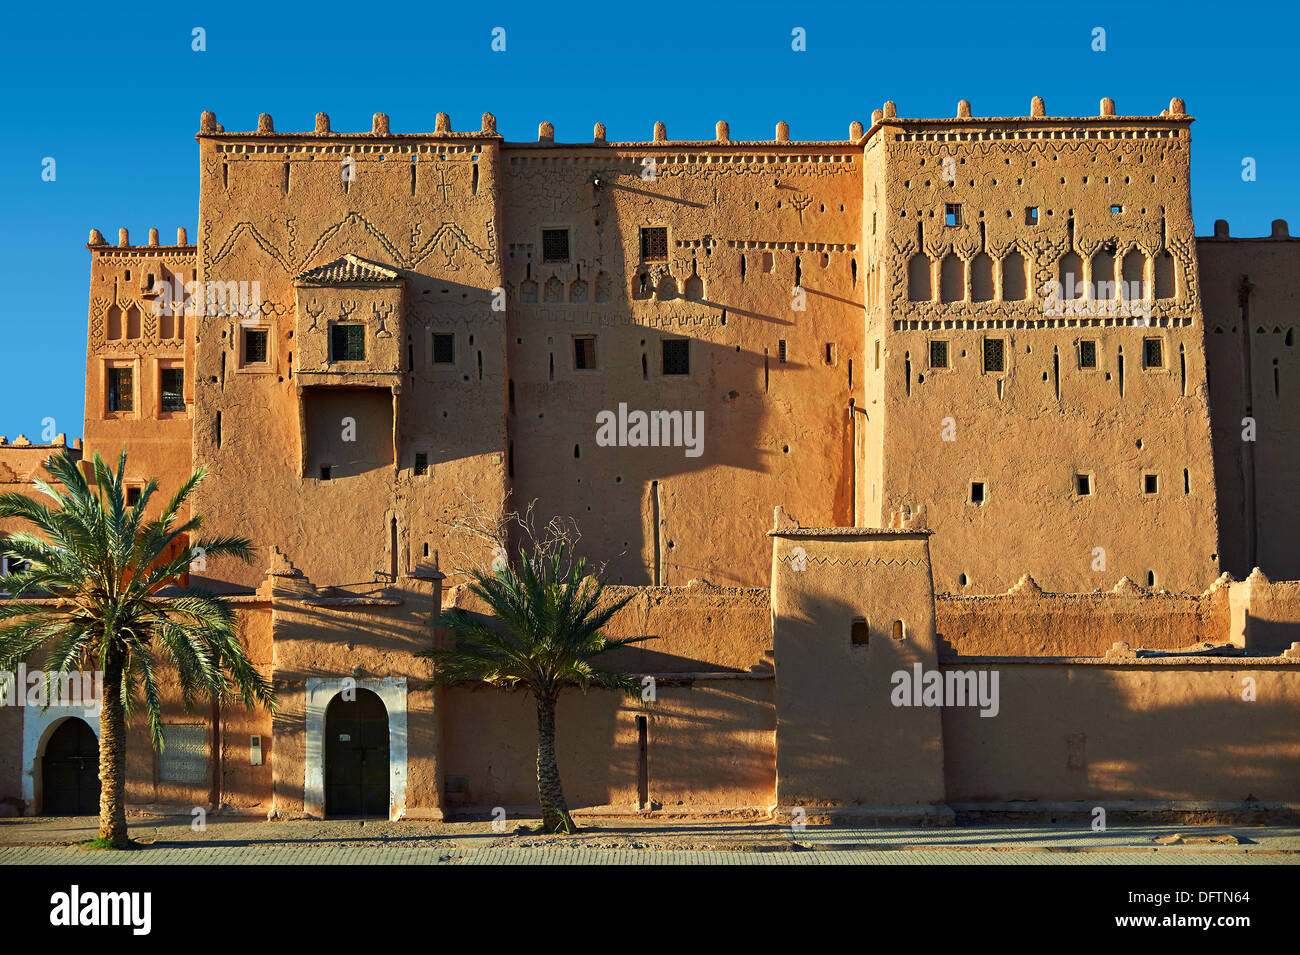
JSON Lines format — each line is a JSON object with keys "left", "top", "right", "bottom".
{"left": 43, "top": 718, "right": 100, "bottom": 815}
{"left": 325, "top": 690, "right": 389, "bottom": 817}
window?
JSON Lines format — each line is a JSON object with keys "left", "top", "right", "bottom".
{"left": 891, "top": 620, "right": 904, "bottom": 641}
{"left": 331, "top": 324, "right": 365, "bottom": 362}
{"left": 126, "top": 487, "right": 142, "bottom": 506}
{"left": 160, "top": 367, "right": 185, "bottom": 413}
{"left": 1110, "top": 204, "right": 1124, "bottom": 214}
{"left": 1075, "top": 473, "right": 1093, "bottom": 496}
{"left": 320, "top": 466, "right": 332, "bottom": 481}
{"left": 107, "top": 366, "right": 134, "bottom": 413}
{"left": 414, "top": 453, "right": 428, "bottom": 476}
{"left": 574, "top": 336, "right": 597, "bottom": 370}
{"left": 158, "top": 724, "right": 208, "bottom": 784}
{"left": 432, "top": 333, "right": 455, "bottom": 364}
{"left": 982, "top": 338, "right": 1005, "bottom": 373}
{"left": 541, "top": 229, "right": 570, "bottom": 263}
{"left": 778, "top": 340, "right": 787, "bottom": 363}
{"left": 641, "top": 227, "right": 669, "bottom": 262}
{"left": 970, "top": 481, "right": 986, "bottom": 505}
{"left": 944, "top": 203, "right": 962, "bottom": 227}
{"left": 1025, "top": 207, "right": 1039, "bottom": 226}
{"left": 1144, "top": 473, "right": 1159, "bottom": 495}
{"left": 1079, "top": 340, "right": 1098, "bottom": 369}
{"left": 851, "top": 618, "right": 869, "bottom": 646}
{"left": 1143, "top": 337, "right": 1163, "bottom": 368}
{"left": 662, "top": 339, "right": 690, "bottom": 376}
{"left": 929, "top": 340, "right": 949, "bottom": 368}
{"left": 243, "top": 328, "right": 268, "bottom": 364}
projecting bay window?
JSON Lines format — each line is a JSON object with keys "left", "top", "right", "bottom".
{"left": 330, "top": 324, "right": 365, "bottom": 363}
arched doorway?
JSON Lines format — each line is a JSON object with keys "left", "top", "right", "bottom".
{"left": 325, "top": 689, "right": 389, "bottom": 817}
{"left": 42, "top": 718, "right": 99, "bottom": 815}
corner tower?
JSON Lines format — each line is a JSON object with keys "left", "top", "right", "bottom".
{"left": 862, "top": 96, "right": 1220, "bottom": 594}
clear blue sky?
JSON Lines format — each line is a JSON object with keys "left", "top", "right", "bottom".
{"left": 0, "top": 0, "right": 1292, "bottom": 442}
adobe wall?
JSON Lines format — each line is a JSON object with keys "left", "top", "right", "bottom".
{"left": 942, "top": 659, "right": 1300, "bottom": 804}
{"left": 0, "top": 438, "right": 80, "bottom": 542}
{"left": 81, "top": 231, "right": 196, "bottom": 519}
{"left": 769, "top": 507, "right": 946, "bottom": 811}
{"left": 1197, "top": 221, "right": 1300, "bottom": 582}
{"left": 871, "top": 98, "right": 1220, "bottom": 596}
{"left": 439, "top": 680, "right": 775, "bottom": 814}
{"left": 189, "top": 111, "right": 508, "bottom": 593}
{"left": 266, "top": 569, "right": 443, "bottom": 818}
{"left": 1228, "top": 570, "right": 1300, "bottom": 655}
{"left": 937, "top": 575, "right": 1231, "bottom": 657}
{"left": 501, "top": 130, "right": 863, "bottom": 588}
{"left": 445, "top": 576, "right": 773, "bottom": 674}
{"left": 0, "top": 706, "right": 20, "bottom": 814}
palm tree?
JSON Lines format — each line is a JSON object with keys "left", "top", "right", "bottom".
{"left": 0, "top": 449, "right": 276, "bottom": 847}
{"left": 421, "top": 545, "right": 653, "bottom": 833}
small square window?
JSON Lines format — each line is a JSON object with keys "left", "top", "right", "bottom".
{"left": 1144, "top": 473, "right": 1159, "bottom": 495}
{"left": 1076, "top": 473, "right": 1092, "bottom": 496}
{"left": 107, "top": 366, "right": 134, "bottom": 413}
{"left": 126, "top": 486, "right": 142, "bottom": 506}
{"left": 1025, "top": 207, "right": 1039, "bottom": 226}
{"left": 320, "top": 466, "right": 332, "bottom": 481}
{"left": 982, "top": 338, "right": 1005, "bottom": 373}
{"left": 1079, "top": 340, "right": 1098, "bottom": 369}
{"left": 574, "top": 336, "right": 597, "bottom": 370}
{"left": 851, "top": 618, "right": 869, "bottom": 646}
{"left": 929, "top": 340, "right": 949, "bottom": 368}
{"left": 970, "top": 481, "right": 986, "bottom": 505}
{"left": 432, "top": 333, "right": 455, "bottom": 364}
{"left": 662, "top": 339, "right": 690, "bottom": 376}
{"left": 414, "top": 453, "right": 428, "bottom": 476}
{"left": 160, "top": 367, "right": 185, "bottom": 412}
{"left": 1143, "top": 337, "right": 1163, "bottom": 368}
{"left": 1110, "top": 204, "right": 1124, "bottom": 214}
{"left": 331, "top": 324, "right": 365, "bottom": 362}
{"left": 641, "top": 227, "right": 669, "bottom": 262}
{"left": 541, "top": 229, "right": 570, "bottom": 264}
{"left": 944, "top": 203, "right": 962, "bottom": 227}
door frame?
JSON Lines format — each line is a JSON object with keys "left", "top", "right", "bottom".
{"left": 304, "top": 677, "right": 406, "bottom": 820}
{"left": 25, "top": 711, "right": 101, "bottom": 815}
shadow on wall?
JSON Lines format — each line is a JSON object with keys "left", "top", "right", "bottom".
{"left": 942, "top": 662, "right": 1300, "bottom": 803}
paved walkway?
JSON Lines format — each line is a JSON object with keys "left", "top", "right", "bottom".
{"left": 1, "top": 816, "right": 1296, "bottom": 863}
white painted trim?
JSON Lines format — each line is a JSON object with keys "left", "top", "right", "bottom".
{"left": 304, "top": 677, "right": 407, "bottom": 820}
{"left": 22, "top": 706, "right": 101, "bottom": 815}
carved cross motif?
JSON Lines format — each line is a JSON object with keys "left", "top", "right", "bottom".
{"left": 436, "top": 166, "right": 454, "bottom": 204}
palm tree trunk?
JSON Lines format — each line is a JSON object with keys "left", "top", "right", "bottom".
{"left": 97, "top": 651, "right": 129, "bottom": 847}
{"left": 535, "top": 694, "right": 572, "bottom": 833}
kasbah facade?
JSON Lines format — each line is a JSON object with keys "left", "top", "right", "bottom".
{"left": 2, "top": 95, "right": 1299, "bottom": 824}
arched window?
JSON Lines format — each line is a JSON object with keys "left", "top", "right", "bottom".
{"left": 970, "top": 253, "right": 994, "bottom": 302}
{"left": 940, "top": 254, "right": 965, "bottom": 304}
{"left": 907, "top": 254, "right": 932, "bottom": 302}
{"left": 1059, "top": 252, "right": 1084, "bottom": 300}
{"left": 1001, "top": 251, "right": 1027, "bottom": 301}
